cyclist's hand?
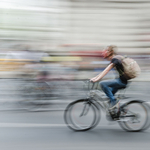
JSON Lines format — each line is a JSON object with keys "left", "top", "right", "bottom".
{"left": 90, "top": 77, "right": 97, "bottom": 83}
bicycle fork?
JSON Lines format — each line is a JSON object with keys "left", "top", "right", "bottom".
{"left": 80, "top": 102, "right": 91, "bottom": 117}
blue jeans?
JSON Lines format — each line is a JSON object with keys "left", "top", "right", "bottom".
{"left": 99, "top": 78, "right": 127, "bottom": 105}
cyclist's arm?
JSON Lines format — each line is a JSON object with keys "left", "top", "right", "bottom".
{"left": 91, "top": 63, "right": 114, "bottom": 82}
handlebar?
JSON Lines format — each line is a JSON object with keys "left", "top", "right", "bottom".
{"left": 83, "top": 80, "right": 99, "bottom": 91}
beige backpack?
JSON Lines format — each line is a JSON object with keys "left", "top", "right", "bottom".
{"left": 114, "top": 55, "right": 141, "bottom": 79}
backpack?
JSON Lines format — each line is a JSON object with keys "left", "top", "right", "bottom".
{"left": 114, "top": 55, "right": 141, "bottom": 79}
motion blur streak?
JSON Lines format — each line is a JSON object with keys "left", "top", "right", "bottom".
{"left": 0, "top": 0, "right": 150, "bottom": 80}
{"left": 0, "top": 1, "right": 150, "bottom": 150}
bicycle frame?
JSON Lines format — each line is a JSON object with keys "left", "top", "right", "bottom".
{"left": 86, "top": 91, "right": 109, "bottom": 112}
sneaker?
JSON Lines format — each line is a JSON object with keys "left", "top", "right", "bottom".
{"left": 109, "top": 100, "right": 120, "bottom": 111}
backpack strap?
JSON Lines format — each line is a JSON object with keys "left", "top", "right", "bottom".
{"left": 112, "top": 55, "right": 123, "bottom": 75}
{"left": 113, "top": 55, "right": 131, "bottom": 80}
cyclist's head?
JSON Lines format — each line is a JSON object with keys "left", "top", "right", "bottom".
{"left": 102, "top": 45, "right": 118, "bottom": 59}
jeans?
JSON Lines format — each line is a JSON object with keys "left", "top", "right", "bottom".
{"left": 99, "top": 78, "right": 127, "bottom": 105}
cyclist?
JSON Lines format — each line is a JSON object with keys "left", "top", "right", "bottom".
{"left": 90, "top": 45, "right": 128, "bottom": 111}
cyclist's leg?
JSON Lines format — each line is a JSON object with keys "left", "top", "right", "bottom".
{"left": 111, "top": 79, "right": 128, "bottom": 97}
{"left": 100, "top": 79, "right": 117, "bottom": 105}
{"left": 99, "top": 78, "right": 126, "bottom": 106}
{"left": 110, "top": 87, "right": 118, "bottom": 95}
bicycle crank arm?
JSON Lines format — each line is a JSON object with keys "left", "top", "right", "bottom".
{"left": 120, "top": 115, "right": 135, "bottom": 118}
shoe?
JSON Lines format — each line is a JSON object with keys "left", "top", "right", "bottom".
{"left": 109, "top": 100, "right": 120, "bottom": 111}
{"left": 109, "top": 100, "right": 120, "bottom": 109}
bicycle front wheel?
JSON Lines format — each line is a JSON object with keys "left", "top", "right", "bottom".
{"left": 64, "top": 99, "right": 100, "bottom": 131}
{"left": 119, "top": 101, "right": 148, "bottom": 132}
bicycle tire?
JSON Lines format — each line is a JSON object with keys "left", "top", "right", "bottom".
{"left": 118, "top": 100, "right": 149, "bottom": 132}
{"left": 64, "top": 99, "right": 101, "bottom": 131}
{"left": 139, "top": 102, "right": 150, "bottom": 131}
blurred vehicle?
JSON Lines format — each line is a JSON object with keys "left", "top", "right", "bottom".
{"left": 56, "top": 44, "right": 107, "bottom": 70}
{"left": 0, "top": 52, "right": 31, "bottom": 72}
{"left": 68, "top": 44, "right": 104, "bottom": 57}
{"left": 0, "top": 50, "right": 48, "bottom": 72}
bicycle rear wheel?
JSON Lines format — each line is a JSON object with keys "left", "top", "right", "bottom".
{"left": 119, "top": 101, "right": 149, "bottom": 132}
{"left": 64, "top": 99, "right": 100, "bottom": 131}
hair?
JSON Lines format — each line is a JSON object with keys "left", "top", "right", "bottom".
{"left": 107, "top": 45, "right": 118, "bottom": 56}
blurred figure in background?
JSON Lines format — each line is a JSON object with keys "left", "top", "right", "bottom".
{"left": 37, "top": 70, "right": 50, "bottom": 82}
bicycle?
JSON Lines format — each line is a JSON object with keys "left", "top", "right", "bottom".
{"left": 64, "top": 80, "right": 150, "bottom": 132}
{"left": 17, "top": 79, "right": 64, "bottom": 111}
